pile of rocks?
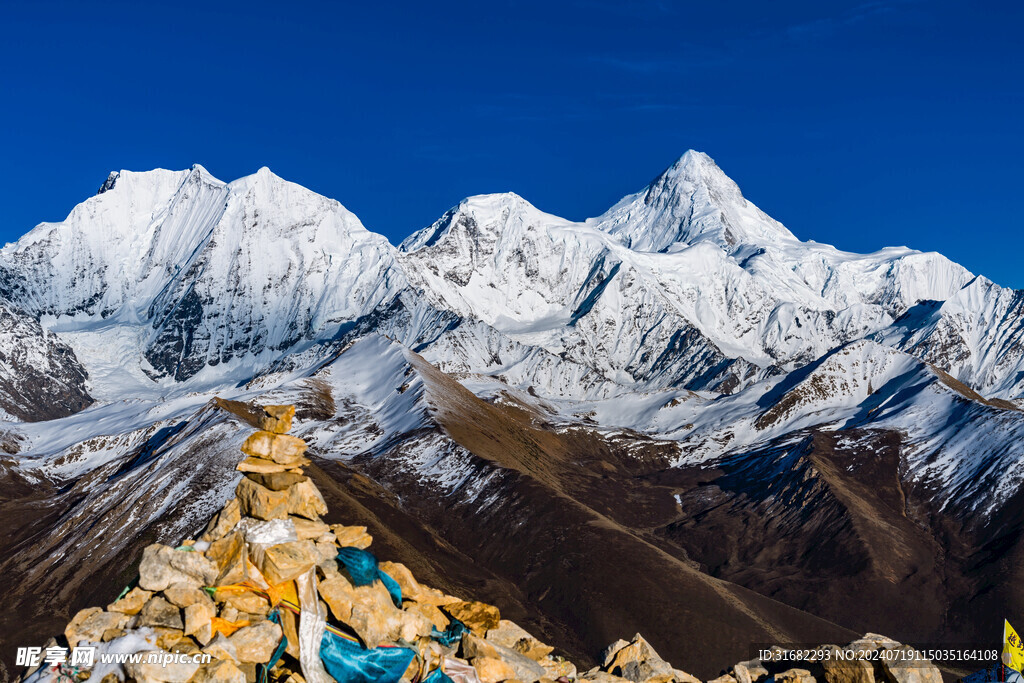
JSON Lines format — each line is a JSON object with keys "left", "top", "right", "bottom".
{"left": 15, "top": 405, "right": 617, "bottom": 683}
{"left": 587, "top": 635, "right": 699, "bottom": 683}
{"left": 18, "top": 404, "right": 944, "bottom": 683}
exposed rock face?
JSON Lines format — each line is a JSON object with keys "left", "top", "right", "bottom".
{"left": 0, "top": 303, "right": 92, "bottom": 421}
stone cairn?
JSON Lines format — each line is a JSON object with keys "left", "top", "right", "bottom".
{"left": 21, "top": 405, "right": 946, "bottom": 683}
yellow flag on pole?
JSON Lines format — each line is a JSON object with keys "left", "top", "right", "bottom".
{"left": 1004, "top": 620, "right": 1024, "bottom": 672}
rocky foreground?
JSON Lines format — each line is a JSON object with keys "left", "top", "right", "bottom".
{"left": 19, "top": 405, "right": 945, "bottom": 683}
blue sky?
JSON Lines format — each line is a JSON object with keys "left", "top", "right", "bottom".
{"left": 2, "top": 1, "right": 1022, "bottom": 286}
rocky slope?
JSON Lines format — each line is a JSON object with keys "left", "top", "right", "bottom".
{"left": 17, "top": 403, "right": 947, "bottom": 683}
{"left": 0, "top": 303, "right": 92, "bottom": 421}
{"left": 1, "top": 336, "right": 1016, "bottom": 681}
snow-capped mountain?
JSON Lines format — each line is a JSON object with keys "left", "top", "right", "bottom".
{"left": 398, "top": 151, "right": 977, "bottom": 396}
{"left": 874, "top": 274, "right": 1024, "bottom": 398}
{"left": 0, "top": 165, "right": 405, "bottom": 385}
{"left": 1, "top": 151, "right": 1023, "bottom": 676}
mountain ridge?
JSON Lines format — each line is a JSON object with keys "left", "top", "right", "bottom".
{"left": 0, "top": 151, "right": 1022, "bottom": 677}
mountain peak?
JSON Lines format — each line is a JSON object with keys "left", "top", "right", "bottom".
{"left": 400, "top": 191, "right": 568, "bottom": 253}
{"left": 654, "top": 150, "right": 739, "bottom": 199}
{"left": 662, "top": 148, "right": 718, "bottom": 178}
{"left": 593, "top": 150, "right": 796, "bottom": 253}
{"left": 96, "top": 171, "right": 120, "bottom": 195}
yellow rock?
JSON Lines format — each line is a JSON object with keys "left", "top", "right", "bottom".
{"left": 237, "top": 456, "right": 310, "bottom": 474}
{"left": 286, "top": 478, "right": 328, "bottom": 520}
{"left": 192, "top": 659, "right": 247, "bottom": 683}
{"left": 241, "top": 431, "right": 307, "bottom": 465}
{"left": 411, "top": 586, "right": 462, "bottom": 608}
{"left": 318, "top": 577, "right": 355, "bottom": 622}
{"left": 443, "top": 600, "right": 501, "bottom": 636}
{"left": 126, "top": 653, "right": 200, "bottom": 682}
{"left": 107, "top": 587, "right": 153, "bottom": 615}
{"left": 194, "top": 621, "right": 214, "bottom": 647}
{"left": 319, "top": 575, "right": 432, "bottom": 647}
{"left": 219, "top": 605, "right": 241, "bottom": 622}
{"left": 404, "top": 601, "right": 450, "bottom": 630}
{"left": 379, "top": 561, "right": 421, "bottom": 600}
{"left": 153, "top": 626, "right": 187, "bottom": 650}
{"left": 236, "top": 477, "right": 290, "bottom": 520}
{"left": 66, "top": 608, "right": 129, "bottom": 648}
{"left": 169, "top": 637, "right": 203, "bottom": 656}
{"left": 224, "top": 591, "right": 269, "bottom": 616}
{"left": 291, "top": 516, "right": 331, "bottom": 540}
{"left": 138, "top": 543, "right": 219, "bottom": 591}
{"left": 238, "top": 662, "right": 258, "bottom": 683}
{"left": 462, "top": 633, "right": 500, "bottom": 660}
{"left": 247, "top": 471, "right": 308, "bottom": 492}
{"left": 258, "top": 540, "right": 320, "bottom": 584}
{"left": 185, "top": 602, "right": 216, "bottom": 637}
{"left": 488, "top": 620, "right": 554, "bottom": 661}
{"left": 102, "top": 628, "right": 126, "bottom": 642}
{"left": 540, "top": 659, "right": 577, "bottom": 680}
{"left": 137, "top": 596, "right": 184, "bottom": 630}
{"left": 228, "top": 621, "right": 284, "bottom": 664}
{"left": 775, "top": 670, "right": 814, "bottom": 683}
{"left": 331, "top": 524, "right": 373, "bottom": 549}
{"left": 473, "top": 657, "right": 518, "bottom": 683}
{"left": 462, "top": 634, "right": 546, "bottom": 681}
{"left": 259, "top": 405, "right": 296, "bottom": 434}
{"left": 201, "top": 498, "right": 241, "bottom": 543}
{"left": 203, "top": 633, "right": 239, "bottom": 664}
{"left": 164, "top": 583, "right": 215, "bottom": 610}
{"left": 281, "top": 608, "right": 300, "bottom": 659}
{"left": 206, "top": 531, "right": 249, "bottom": 585}
{"left": 315, "top": 539, "right": 339, "bottom": 564}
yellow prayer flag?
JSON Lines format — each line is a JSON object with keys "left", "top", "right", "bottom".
{"left": 1004, "top": 619, "right": 1024, "bottom": 672}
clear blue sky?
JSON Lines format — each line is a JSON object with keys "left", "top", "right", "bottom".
{"left": 2, "top": 1, "right": 1022, "bottom": 287}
